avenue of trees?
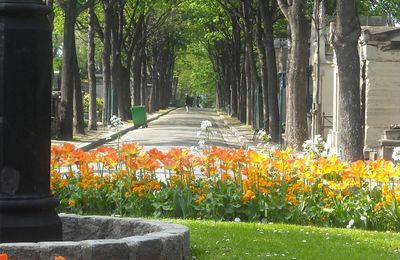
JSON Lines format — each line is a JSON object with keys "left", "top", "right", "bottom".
{"left": 50, "top": 0, "right": 400, "bottom": 161}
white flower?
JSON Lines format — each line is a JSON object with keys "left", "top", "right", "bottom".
{"left": 110, "top": 115, "right": 118, "bottom": 122}
{"left": 198, "top": 140, "right": 205, "bottom": 146}
{"left": 392, "top": 147, "right": 400, "bottom": 161}
{"left": 110, "top": 115, "right": 122, "bottom": 126}
{"left": 200, "top": 120, "right": 212, "bottom": 130}
{"left": 328, "top": 147, "right": 338, "bottom": 157}
{"left": 296, "top": 152, "right": 305, "bottom": 159}
{"left": 234, "top": 217, "right": 240, "bottom": 222}
{"left": 346, "top": 219, "right": 355, "bottom": 228}
{"left": 302, "top": 140, "right": 313, "bottom": 150}
{"left": 258, "top": 130, "right": 271, "bottom": 142}
{"left": 360, "top": 216, "right": 367, "bottom": 221}
{"left": 196, "top": 131, "right": 202, "bottom": 137}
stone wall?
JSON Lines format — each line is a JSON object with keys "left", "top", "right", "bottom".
{"left": 361, "top": 41, "right": 400, "bottom": 151}
{"left": 0, "top": 214, "right": 190, "bottom": 260}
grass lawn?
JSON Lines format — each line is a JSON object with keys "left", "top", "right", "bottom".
{"left": 167, "top": 219, "right": 400, "bottom": 260}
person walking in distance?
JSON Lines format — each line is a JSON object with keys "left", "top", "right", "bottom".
{"left": 185, "top": 94, "right": 191, "bottom": 112}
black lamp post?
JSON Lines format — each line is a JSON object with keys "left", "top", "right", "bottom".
{"left": 0, "top": 0, "right": 62, "bottom": 242}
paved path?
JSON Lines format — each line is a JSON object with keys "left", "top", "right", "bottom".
{"left": 105, "top": 107, "right": 242, "bottom": 151}
{"left": 52, "top": 107, "right": 260, "bottom": 180}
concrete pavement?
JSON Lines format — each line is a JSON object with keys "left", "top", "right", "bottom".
{"left": 51, "top": 107, "right": 260, "bottom": 151}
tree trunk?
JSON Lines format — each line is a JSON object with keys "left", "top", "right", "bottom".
{"left": 149, "top": 45, "right": 160, "bottom": 113}
{"left": 59, "top": 0, "right": 76, "bottom": 140}
{"left": 277, "top": 0, "right": 309, "bottom": 150}
{"left": 110, "top": 9, "right": 121, "bottom": 118}
{"left": 102, "top": 2, "right": 112, "bottom": 125}
{"left": 72, "top": 38, "right": 85, "bottom": 134}
{"left": 260, "top": 0, "right": 280, "bottom": 143}
{"left": 240, "top": 51, "right": 247, "bottom": 123}
{"left": 231, "top": 15, "right": 240, "bottom": 117}
{"left": 333, "top": 0, "right": 363, "bottom": 161}
{"left": 242, "top": 1, "right": 253, "bottom": 126}
{"left": 88, "top": 0, "right": 97, "bottom": 130}
{"left": 131, "top": 44, "right": 142, "bottom": 106}
{"left": 121, "top": 67, "right": 131, "bottom": 118}
{"left": 256, "top": 10, "right": 269, "bottom": 131}
{"left": 140, "top": 28, "right": 147, "bottom": 107}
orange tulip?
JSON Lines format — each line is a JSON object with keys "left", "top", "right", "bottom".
{"left": 54, "top": 256, "right": 66, "bottom": 260}
{"left": 0, "top": 253, "right": 8, "bottom": 260}
{"left": 274, "top": 147, "right": 292, "bottom": 160}
{"left": 242, "top": 190, "right": 256, "bottom": 202}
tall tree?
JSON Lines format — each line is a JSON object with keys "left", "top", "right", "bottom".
{"left": 72, "top": 38, "right": 85, "bottom": 134}
{"left": 87, "top": 0, "right": 97, "bottom": 130}
{"left": 57, "top": 0, "right": 77, "bottom": 139}
{"left": 95, "top": 0, "right": 113, "bottom": 125}
{"left": 277, "top": 0, "right": 309, "bottom": 150}
{"left": 255, "top": 8, "right": 269, "bottom": 131}
{"left": 214, "top": 0, "right": 251, "bottom": 124}
{"left": 333, "top": 0, "right": 363, "bottom": 161}
{"left": 242, "top": 0, "right": 261, "bottom": 128}
{"left": 259, "top": 0, "right": 281, "bottom": 143}
{"left": 57, "top": 0, "right": 89, "bottom": 139}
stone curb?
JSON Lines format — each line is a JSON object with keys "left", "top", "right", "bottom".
{"left": 217, "top": 111, "right": 255, "bottom": 149}
{"left": 0, "top": 214, "right": 190, "bottom": 260}
{"left": 79, "top": 107, "right": 178, "bottom": 151}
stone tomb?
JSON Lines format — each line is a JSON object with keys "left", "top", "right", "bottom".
{"left": 379, "top": 125, "right": 400, "bottom": 160}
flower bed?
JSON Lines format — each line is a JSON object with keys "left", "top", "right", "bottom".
{"left": 51, "top": 143, "right": 400, "bottom": 231}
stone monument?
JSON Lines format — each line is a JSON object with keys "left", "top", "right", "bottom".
{"left": 379, "top": 124, "right": 400, "bottom": 160}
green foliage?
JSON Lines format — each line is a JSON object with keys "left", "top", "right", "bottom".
{"left": 175, "top": 42, "right": 216, "bottom": 107}
{"left": 53, "top": 56, "right": 62, "bottom": 72}
{"left": 53, "top": 4, "right": 65, "bottom": 35}
{"left": 358, "top": 0, "right": 400, "bottom": 22}
{"left": 83, "top": 92, "right": 104, "bottom": 114}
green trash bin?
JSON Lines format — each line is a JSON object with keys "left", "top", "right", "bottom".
{"left": 131, "top": 106, "right": 147, "bottom": 127}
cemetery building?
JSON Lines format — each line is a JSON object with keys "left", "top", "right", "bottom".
{"left": 309, "top": 10, "right": 400, "bottom": 158}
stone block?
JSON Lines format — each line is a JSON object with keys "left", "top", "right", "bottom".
{"left": 0, "top": 243, "right": 39, "bottom": 260}
{"left": 60, "top": 214, "right": 80, "bottom": 241}
{"left": 78, "top": 216, "right": 112, "bottom": 240}
{"left": 123, "top": 240, "right": 139, "bottom": 260}
{"left": 108, "top": 218, "right": 137, "bottom": 238}
{"left": 181, "top": 230, "right": 191, "bottom": 260}
{"left": 130, "top": 220, "right": 162, "bottom": 235}
{"left": 132, "top": 236, "right": 163, "bottom": 260}
{"left": 148, "top": 232, "right": 183, "bottom": 260}
{"left": 384, "top": 129, "right": 400, "bottom": 140}
{"left": 40, "top": 241, "right": 82, "bottom": 260}
{"left": 81, "top": 240, "right": 129, "bottom": 260}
